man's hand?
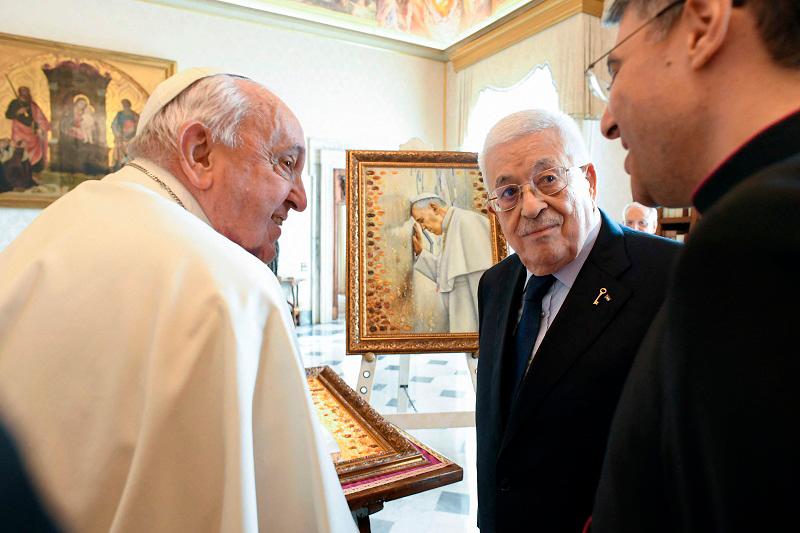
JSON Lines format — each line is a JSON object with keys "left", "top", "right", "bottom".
{"left": 412, "top": 222, "right": 423, "bottom": 256}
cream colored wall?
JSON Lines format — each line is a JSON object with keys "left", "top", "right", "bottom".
{"left": 0, "top": 0, "right": 445, "bottom": 313}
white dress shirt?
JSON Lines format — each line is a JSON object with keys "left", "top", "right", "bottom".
{"left": 521, "top": 215, "right": 602, "bottom": 374}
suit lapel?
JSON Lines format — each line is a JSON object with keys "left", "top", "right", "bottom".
{"left": 500, "top": 211, "right": 632, "bottom": 453}
{"left": 484, "top": 259, "right": 526, "bottom": 442}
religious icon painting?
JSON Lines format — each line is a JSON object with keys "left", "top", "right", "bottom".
{"left": 346, "top": 150, "right": 507, "bottom": 354}
{"left": 0, "top": 32, "right": 175, "bottom": 207}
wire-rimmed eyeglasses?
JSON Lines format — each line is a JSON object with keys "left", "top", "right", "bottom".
{"left": 487, "top": 165, "right": 589, "bottom": 212}
{"left": 585, "top": 0, "right": 685, "bottom": 102}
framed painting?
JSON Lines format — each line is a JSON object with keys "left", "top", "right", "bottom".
{"left": 306, "top": 365, "right": 428, "bottom": 483}
{"left": 306, "top": 365, "right": 463, "bottom": 521}
{"left": 347, "top": 150, "right": 507, "bottom": 354}
{"left": 0, "top": 32, "right": 176, "bottom": 207}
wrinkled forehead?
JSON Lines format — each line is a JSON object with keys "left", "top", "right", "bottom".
{"left": 242, "top": 81, "right": 305, "bottom": 148}
{"left": 486, "top": 131, "right": 569, "bottom": 188}
{"left": 626, "top": 206, "right": 647, "bottom": 219}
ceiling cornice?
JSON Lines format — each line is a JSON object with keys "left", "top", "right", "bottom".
{"left": 447, "top": 0, "right": 603, "bottom": 71}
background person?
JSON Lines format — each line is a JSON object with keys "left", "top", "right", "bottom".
{"left": 622, "top": 201, "right": 657, "bottom": 233}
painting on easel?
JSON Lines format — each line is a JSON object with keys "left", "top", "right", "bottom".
{"left": 346, "top": 150, "right": 507, "bottom": 354}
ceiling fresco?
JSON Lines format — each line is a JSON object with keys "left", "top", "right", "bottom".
{"left": 219, "top": 0, "right": 536, "bottom": 48}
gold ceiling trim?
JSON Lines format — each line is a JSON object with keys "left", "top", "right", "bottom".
{"left": 447, "top": 0, "right": 604, "bottom": 72}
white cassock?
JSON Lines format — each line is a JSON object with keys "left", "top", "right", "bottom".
{"left": 413, "top": 206, "right": 493, "bottom": 333}
{"left": 0, "top": 159, "right": 355, "bottom": 533}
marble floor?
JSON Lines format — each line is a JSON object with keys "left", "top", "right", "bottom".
{"left": 297, "top": 320, "right": 479, "bottom": 533}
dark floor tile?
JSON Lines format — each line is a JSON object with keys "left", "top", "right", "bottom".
{"left": 386, "top": 398, "right": 398, "bottom": 408}
{"left": 428, "top": 359, "right": 449, "bottom": 365}
{"left": 410, "top": 376, "right": 434, "bottom": 383}
{"left": 440, "top": 389, "right": 465, "bottom": 398}
{"left": 373, "top": 383, "right": 387, "bottom": 391}
{"left": 320, "top": 359, "right": 341, "bottom": 366}
{"left": 435, "top": 491, "right": 470, "bottom": 515}
{"left": 386, "top": 365, "right": 400, "bottom": 371}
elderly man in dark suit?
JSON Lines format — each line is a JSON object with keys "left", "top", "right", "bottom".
{"left": 475, "top": 109, "right": 680, "bottom": 533}
{"left": 591, "top": 1, "right": 800, "bottom": 531}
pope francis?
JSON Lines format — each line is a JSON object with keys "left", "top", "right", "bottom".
{"left": 411, "top": 192, "right": 494, "bottom": 333}
{"left": 0, "top": 68, "right": 356, "bottom": 532}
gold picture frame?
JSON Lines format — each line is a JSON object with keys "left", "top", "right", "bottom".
{"left": 347, "top": 150, "right": 507, "bottom": 354}
{"left": 306, "top": 366, "right": 427, "bottom": 483}
{"left": 0, "top": 32, "right": 176, "bottom": 207}
{"left": 307, "top": 365, "right": 464, "bottom": 515}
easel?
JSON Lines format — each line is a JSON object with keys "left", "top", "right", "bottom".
{"left": 354, "top": 351, "right": 479, "bottom": 429}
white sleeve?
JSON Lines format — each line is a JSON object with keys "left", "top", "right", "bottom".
{"left": 250, "top": 294, "right": 356, "bottom": 533}
{"left": 413, "top": 249, "right": 439, "bottom": 283}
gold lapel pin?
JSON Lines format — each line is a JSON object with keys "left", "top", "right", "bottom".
{"left": 593, "top": 287, "right": 612, "bottom": 305}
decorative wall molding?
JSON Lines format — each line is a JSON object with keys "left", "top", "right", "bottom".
{"left": 448, "top": 0, "right": 604, "bottom": 71}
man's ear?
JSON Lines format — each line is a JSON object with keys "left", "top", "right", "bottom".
{"left": 584, "top": 163, "right": 598, "bottom": 201}
{"left": 683, "top": 0, "right": 732, "bottom": 70}
{"left": 177, "top": 121, "right": 214, "bottom": 191}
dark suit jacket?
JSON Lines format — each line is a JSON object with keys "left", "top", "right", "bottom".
{"left": 0, "top": 422, "right": 60, "bottom": 532}
{"left": 592, "top": 114, "right": 800, "bottom": 533}
{"left": 476, "top": 209, "right": 681, "bottom": 533}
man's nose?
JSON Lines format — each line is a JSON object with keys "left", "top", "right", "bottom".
{"left": 287, "top": 176, "right": 307, "bottom": 212}
{"left": 518, "top": 185, "right": 548, "bottom": 218}
{"left": 600, "top": 106, "right": 620, "bottom": 140}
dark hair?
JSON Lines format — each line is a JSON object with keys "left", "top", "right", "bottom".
{"left": 605, "top": 0, "right": 800, "bottom": 68}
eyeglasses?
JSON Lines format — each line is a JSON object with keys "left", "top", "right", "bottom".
{"left": 585, "top": 0, "right": 685, "bottom": 102}
{"left": 487, "top": 165, "right": 589, "bottom": 212}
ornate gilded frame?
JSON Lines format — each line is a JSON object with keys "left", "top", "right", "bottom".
{"left": 306, "top": 366, "right": 427, "bottom": 483}
{"left": 0, "top": 32, "right": 176, "bottom": 207}
{"left": 346, "top": 150, "right": 507, "bottom": 354}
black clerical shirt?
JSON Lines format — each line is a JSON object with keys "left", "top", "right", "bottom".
{"left": 592, "top": 108, "right": 800, "bottom": 533}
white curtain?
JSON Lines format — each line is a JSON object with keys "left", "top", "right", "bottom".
{"left": 447, "top": 13, "right": 617, "bottom": 150}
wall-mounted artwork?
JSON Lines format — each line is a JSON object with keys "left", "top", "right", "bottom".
{"left": 0, "top": 32, "right": 175, "bottom": 207}
{"left": 347, "top": 150, "right": 507, "bottom": 354}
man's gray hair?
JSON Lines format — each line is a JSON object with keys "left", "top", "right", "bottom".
{"left": 128, "top": 74, "right": 253, "bottom": 164}
{"left": 623, "top": 201, "right": 658, "bottom": 225}
{"left": 478, "top": 109, "right": 590, "bottom": 188}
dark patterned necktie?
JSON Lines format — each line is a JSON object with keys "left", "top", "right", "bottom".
{"left": 511, "top": 274, "right": 556, "bottom": 396}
